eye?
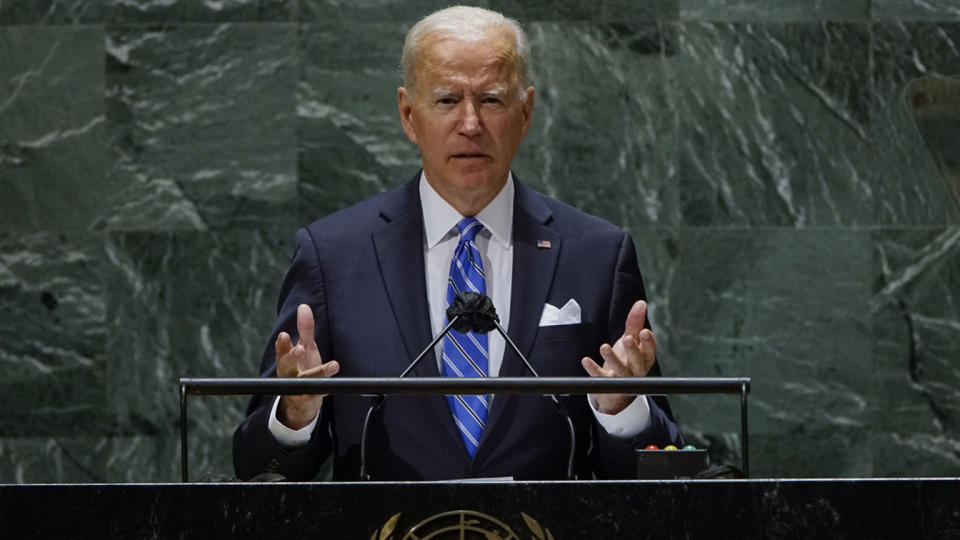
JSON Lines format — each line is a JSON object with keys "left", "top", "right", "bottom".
{"left": 482, "top": 96, "right": 503, "bottom": 105}
{"left": 436, "top": 96, "right": 458, "bottom": 105}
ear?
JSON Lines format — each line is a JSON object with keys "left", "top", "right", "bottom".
{"left": 519, "top": 86, "right": 535, "bottom": 141}
{"left": 398, "top": 86, "right": 419, "bottom": 145}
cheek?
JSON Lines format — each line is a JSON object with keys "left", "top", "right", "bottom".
{"left": 487, "top": 112, "right": 527, "bottom": 144}
{"left": 416, "top": 118, "right": 452, "bottom": 143}
{"left": 496, "top": 123, "right": 527, "bottom": 149}
{"left": 407, "top": 123, "right": 436, "bottom": 153}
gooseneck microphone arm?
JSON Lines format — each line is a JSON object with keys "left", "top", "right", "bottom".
{"left": 358, "top": 394, "right": 384, "bottom": 481}
{"left": 359, "top": 291, "right": 577, "bottom": 481}
{"left": 399, "top": 318, "right": 461, "bottom": 379}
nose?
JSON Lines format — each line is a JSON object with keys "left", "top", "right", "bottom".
{"left": 458, "top": 101, "right": 482, "bottom": 137}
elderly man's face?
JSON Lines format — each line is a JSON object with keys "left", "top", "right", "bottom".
{"left": 399, "top": 29, "right": 534, "bottom": 213}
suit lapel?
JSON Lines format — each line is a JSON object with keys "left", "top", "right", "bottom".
{"left": 371, "top": 180, "right": 434, "bottom": 373}
{"left": 503, "top": 205, "right": 562, "bottom": 376}
{"left": 371, "top": 177, "right": 464, "bottom": 450}
{"left": 478, "top": 180, "right": 562, "bottom": 451}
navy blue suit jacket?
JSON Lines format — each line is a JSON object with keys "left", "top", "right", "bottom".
{"left": 233, "top": 174, "right": 684, "bottom": 481}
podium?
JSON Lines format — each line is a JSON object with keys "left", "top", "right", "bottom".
{"left": 3, "top": 377, "right": 956, "bottom": 537}
{"left": 2, "top": 479, "right": 959, "bottom": 538}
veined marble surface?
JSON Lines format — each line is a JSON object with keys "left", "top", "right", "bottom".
{"left": 1, "top": 1, "right": 959, "bottom": 482}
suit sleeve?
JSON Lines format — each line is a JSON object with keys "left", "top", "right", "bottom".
{"left": 233, "top": 227, "right": 335, "bottom": 481}
{"left": 591, "top": 232, "right": 685, "bottom": 478}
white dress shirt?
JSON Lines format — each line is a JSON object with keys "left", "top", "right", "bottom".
{"left": 268, "top": 172, "right": 650, "bottom": 446}
{"left": 420, "top": 171, "right": 513, "bottom": 377}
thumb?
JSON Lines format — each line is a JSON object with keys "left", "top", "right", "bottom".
{"left": 296, "top": 304, "right": 316, "bottom": 350}
{"left": 623, "top": 300, "right": 648, "bottom": 337}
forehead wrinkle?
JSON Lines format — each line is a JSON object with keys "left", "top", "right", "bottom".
{"left": 420, "top": 30, "right": 519, "bottom": 76}
{"left": 420, "top": 55, "right": 516, "bottom": 89}
{"left": 412, "top": 31, "right": 523, "bottom": 103}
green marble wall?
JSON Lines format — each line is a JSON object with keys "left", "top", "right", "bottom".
{"left": 1, "top": 1, "right": 958, "bottom": 482}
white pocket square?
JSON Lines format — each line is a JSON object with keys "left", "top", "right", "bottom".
{"left": 539, "top": 299, "right": 581, "bottom": 326}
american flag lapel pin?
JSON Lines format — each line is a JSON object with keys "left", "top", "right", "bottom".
{"left": 537, "top": 239, "right": 551, "bottom": 249}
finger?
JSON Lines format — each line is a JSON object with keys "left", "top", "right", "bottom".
{"left": 623, "top": 300, "right": 648, "bottom": 337}
{"left": 296, "top": 304, "right": 316, "bottom": 349}
{"left": 617, "top": 334, "right": 637, "bottom": 369}
{"left": 275, "top": 333, "right": 299, "bottom": 377}
{"left": 325, "top": 360, "right": 340, "bottom": 377}
{"left": 299, "top": 360, "right": 340, "bottom": 379}
{"left": 275, "top": 332, "right": 293, "bottom": 358}
{"left": 287, "top": 344, "right": 310, "bottom": 376}
{"left": 620, "top": 331, "right": 658, "bottom": 376}
{"left": 638, "top": 328, "right": 657, "bottom": 357}
{"left": 581, "top": 356, "right": 606, "bottom": 377}
{"left": 295, "top": 343, "right": 323, "bottom": 373}
{"left": 634, "top": 329, "right": 656, "bottom": 372}
{"left": 599, "top": 343, "right": 628, "bottom": 376}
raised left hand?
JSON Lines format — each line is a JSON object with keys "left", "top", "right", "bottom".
{"left": 581, "top": 300, "right": 657, "bottom": 415}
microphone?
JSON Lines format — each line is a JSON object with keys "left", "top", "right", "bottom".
{"left": 358, "top": 291, "right": 578, "bottom": 480}
{"left": 445, "top": 291, "right": 499, "bottom": 334}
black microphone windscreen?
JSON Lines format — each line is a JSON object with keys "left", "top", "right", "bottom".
{"left": 446, "top": 291, "right": 499, "bottom": 334}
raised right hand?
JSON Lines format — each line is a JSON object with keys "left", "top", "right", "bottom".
{"left": 275, "top": 303, "right": 340, "bottom": 429}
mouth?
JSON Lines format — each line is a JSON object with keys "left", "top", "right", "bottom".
{"left": 451, "top": 153, "right": 488, "bottom": 159}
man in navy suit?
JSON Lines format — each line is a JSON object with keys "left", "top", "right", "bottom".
{"left": 234, "top": 6, "right": 684, "bottom": 481}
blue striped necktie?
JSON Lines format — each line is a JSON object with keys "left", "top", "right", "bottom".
{"left": 442, "top": 217, "right": 489, "bottom": 457}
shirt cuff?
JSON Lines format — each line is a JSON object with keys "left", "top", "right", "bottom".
{"left": 588, "top": 394, "right": 652, "bottom": 439}
{"left": 267, "top": 396, "right": 319, "bottom": 448}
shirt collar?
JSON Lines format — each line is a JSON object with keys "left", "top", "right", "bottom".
{"left": 420, "top": 171, "right": 514, "bottom": 251}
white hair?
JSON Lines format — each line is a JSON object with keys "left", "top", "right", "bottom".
{"left": 401, "top": 6, "right": 531, "bottom": 99}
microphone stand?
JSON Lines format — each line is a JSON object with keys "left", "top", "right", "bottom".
{"left": 358, "top": 291, "right": 578, "bottom": 481}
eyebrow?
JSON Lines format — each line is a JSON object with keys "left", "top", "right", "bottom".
{"left": 483, "top": 85, "right": 509, "bottom": 98}
{"left": 430, "top": 84, "right": 511, "bottom": 98}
